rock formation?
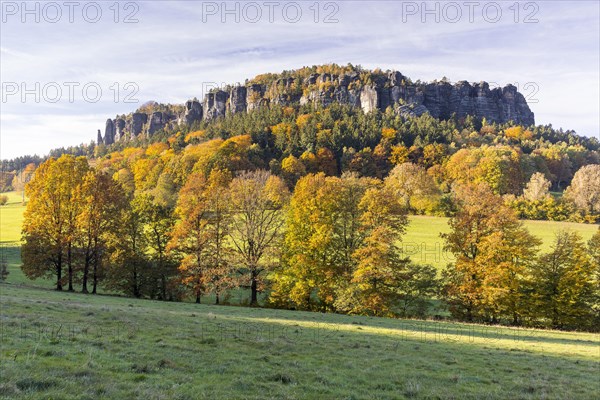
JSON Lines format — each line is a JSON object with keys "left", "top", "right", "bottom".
{"left": 98, "top": 67, "right": 535, "bottom": 144}
{"left": 131, "top": 112, "right": 148, "bottom": 137}
{"left": 229, "top": 86, "right": 247, "bottom": 114}
{"left": 203, "top": 90, "right": 229, "bottom": 120}
{"left": 182, "top": 100, "right": 203, "bottom": 125}
{"left": 104, "top": 119, "right": 115, "bottom": 145}
{"left": 115, "top": 118, "right": 126, "bottom": 141}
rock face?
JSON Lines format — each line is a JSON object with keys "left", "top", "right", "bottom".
{"left": 418, "top": 81, "right": 535, "bottom": 125}
{"left": 296, "top": 72, "right": 534, "bottom": 125}
{"left": 360, "top": 86, "right": 379, "bottom": 113}
{"left": 114, "top": 118, "right": 126, "bottom": 141}
{"left": 246, "top": 84, "right": 265, "bottom": 111}
{"left": 104, "top": 119, "right": 115, "bottom": 145}
{"left": 178, "top": 100, "right": 203, "bottom": 126}
{"left": 98, "top": 68, "right": 535, "bottom": 144}
{"left": 131, "top": 113, "right": 148, "bottom": 137}
{"left": 204, "top": 90, "right": 229, "bottom": 120}
{"left": 271, "top": 78, "right": 301, "bottom": 106}
{"left": 229, "top": 86, "right": 247, "bottom": 114}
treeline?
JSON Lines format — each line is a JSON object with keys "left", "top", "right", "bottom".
{"left": 1, "top": 142, "right": 95, "bottom": 192}
{"left": 5, "top": 102, "right": 600, "bottom": 220}
{"left": 94, "top": 103, "right": 600, "bottom": 221}
{"left": 22, "top": 155, "right": 288, "bottom": 304}
{"left": 22, "top": 154, "right": 600, "bottom": 331}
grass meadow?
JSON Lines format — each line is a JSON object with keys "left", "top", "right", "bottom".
{"left": 403, "top": 215, "right": 599, "bottom": 270}
{"left": 1, "top": 285, "right": 599, "bottom": 399}
{"left": 1, "top": 191, "right": 599, "bottom": 399}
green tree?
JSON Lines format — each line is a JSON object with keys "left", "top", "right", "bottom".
{"left": 229, "top": 170, "right": 289, "bottom": 305}
{"left": 589, "top": 229, "right": 600, "bottom": 327}
{"left": 337, "top": 185, "right": 410, "bottom": 316}
{"left": 529, "top": 231, "right": 595, "bottom": 330}
{"left": 106, "top": 194, "right": 149, "bottom": 298}
{"left": 138, "top": 194, "right": 178, "bottom": 300}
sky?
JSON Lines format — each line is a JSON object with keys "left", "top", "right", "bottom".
{"left": 1, "top": 0, "right": 599, "bottom": 159}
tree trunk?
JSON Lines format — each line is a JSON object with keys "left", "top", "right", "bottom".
{"left": 92, "top": 260, "right": 98, "bottom": 294}
{"left": 82, "top": 255, "right": 89, "bottom": 293}
{"left": 196, "top": 291, "right": 201, "bottom": 304}
{"left": 56, "top": 257, "right": 63, "bottom": 291}
{"left": 250, "top": 271, "right": 258, "bottom": 306}
{"left": 133, "top": 266, "right": 140, "bottom": 298}
{"left": 67, "top": 243, "right": 74, "bottom": 291}
{"left": 215, "top": 292, "right": 220, "bottom": 305}
{"left": 161, "top": 274, "right": 166, "bottom": 300}
{"left": 92, "top": 239, "right": 99, "bottom": 294}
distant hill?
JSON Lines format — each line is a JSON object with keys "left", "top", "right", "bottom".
{"left": 97, "top": 64, "right": 535, "bottom": 145}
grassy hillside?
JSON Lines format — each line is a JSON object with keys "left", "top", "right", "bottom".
{"left": 0, "top": 285, "right": 598, "bottom": 399}
{"left": 0, "top": 191, "right": 25, "bottom": 243}
{"left": 404, "top": 216, "right": 599, "bottom": 269}
{"left": 1, "top": 191, "right": 598, "bottom": 398}
{"left": 0, "top": 192, "right": 40, "bottom": 287}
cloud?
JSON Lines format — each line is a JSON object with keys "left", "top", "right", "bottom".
{"left": 1, "top": 1, "right": 598, "bottom": 158}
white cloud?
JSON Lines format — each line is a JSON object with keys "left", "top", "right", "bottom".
{"left": 1, "top": 0, "right": 598, "bottom": 158}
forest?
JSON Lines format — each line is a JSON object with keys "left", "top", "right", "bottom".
{"left": 6, "top": 99, "right": 600, "bottom": 332}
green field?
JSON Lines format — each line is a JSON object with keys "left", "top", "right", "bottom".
{"left": 0, "top": 191, "right": 25, "bottom": 243}
{"left": 404, "top": 216, "right": 599, "bottom": 269}
{"left": 1, "top": 285, "right": 599, "bottom": 399}
{"left": 0, "top": 192, "right": 50, "bottom": 288}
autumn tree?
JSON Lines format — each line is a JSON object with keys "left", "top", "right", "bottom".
{"left": 389, "top": 145, "right": 410, "bottom": 165}
{"left": 385, "top": 162, "right": 440, "bottom": 213}
{"left": 272, "top": 173, "right": 377, "bottom": 310}
{"left": 523, "top": 172, "right": 551, "bottom": 202}
{"left": 21, "top": 155, "right": 89, "bottom": 291}
{"left": 168, "top": 169, "right": 234, "bottom": 303}
{"left": 106, "top": 194, "right": 150, "bottom": 298}
{"left": 76, "top": 170, "right": 127, "bottom": 293}
{"left": 229, "top": 170, "right": 289, "bottom": 305}
{"left": 538, "top": 146, "right": 573, "bottom": 190}
{"left": 564, "top": 164, "right": 600, "bottom": 216}
{"left": 11, "top": 162, "right": 36, "bottom": 203}
{"left": 168, "top": 172, "right": 210, "bottom": 302}
{"left": 441, "top": 184, "right": 540, "bottom": 323}
{"left": 203, "top": 169, "right": 235, "bottom": 304}
{"left": 315, "top": 147, "right": 338, "bottom": 176}
{"left": 271, "top": 173, "right": 335, "bottom": 310}
{"left": 445, "top": 146, "right": 525, "bottom": 195}
{"left": 280, "top": 155, "right": 306, "bottom": 188}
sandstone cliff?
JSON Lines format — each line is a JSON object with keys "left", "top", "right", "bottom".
{"left": 97, "top": 67, "right": 534, "bottom": 145}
